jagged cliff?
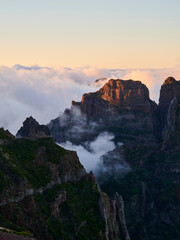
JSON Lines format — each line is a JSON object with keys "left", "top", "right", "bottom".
{"left": 49, "top": 79, "right": 160, "bottom": 145}
{"left": 73, "top": 79, "right": 152, "bottom": 114}
{"left": 1, "top": 76, "right": 180, "bottom": 240}
{"left": 100, "top": 77, "right": 180, "bottom": 240}
{"left": 0, "top": 122, "right": 129, "bottom": 240}
{"left": 48, "top": 77, "right": 180, "bottom": 240}
{"left": 16, "top": 116, "right": 51, "bottom": 139}
{"left": 159, "top": 77, "right": 180, "bottom": 138}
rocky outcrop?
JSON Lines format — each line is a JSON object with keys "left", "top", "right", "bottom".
{"left": 99, "top": 192, "right": 120, "bottom": 240}
{"left": 99, "top": 190, "right": 130, "bottom": 240}
{"left": 72, "top": 79, "right": 153, "bottom": 116}
{"left": 49, "top": 79, "right": 160, "bottom": 145}
{"left": 159, "top": 77, "right": 180, "bottom": 135}
{"left": 16, "top": 116, "right": 50, "bottom": 139}
{"left": 115, "top": 193, "right": 130, "bottom": 240}
{"left": 162, "top": 97, "right": 178, "bottom": 146}
{"left": 0, "top": 128, "right": 14, "bottom": 144}
{"left": 160, "top": 77, "right": 180, "bottom": 105}
{"left": 50, "top": 190, "right": 67, "bottom": 217}
{"left": 100, "top": 80, "right": 149, "bottom": 105}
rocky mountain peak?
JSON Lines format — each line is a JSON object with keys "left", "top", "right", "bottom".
{"left": 16, "top": 116, "right": 51, "bottom": 139}
{"left": 0, "top": 128, "right": 14, "bottom": 144}
{"left": 23, "top": 116, "right": 38, "bottom": 126}
{"left": 162, "top": 76, "right": 177, "bottom": 86}
{"left": 159, "top": 77, "right": 180, "bottom": 105}
{"left": 72, "top": 79, "right": 152, "bottom": 118}
{"left": 99, "top": 79, "right": 150, "bottom": 105}
{"left": 159, "top": 77, "right": 180, "bottom": 132}
{"left": 50, "top": 78, "right": 160, "bottom": 145}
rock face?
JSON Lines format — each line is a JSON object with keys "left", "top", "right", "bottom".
{"left": 0, "top": 127, "right": 127, "bottom": 240}
{"left": 114, "top": 193, "right": 130, "bottom": 240}
{"left": 159, "top": 77, "right": 180, "bottom": 128}
{"left": 73, "top": 79, "right": 153, "bottom": 116}
{"left": 49, "top": 79, "right": 160, "bottom": 145}
{"left": 98, "top": 77, "right": 180, "bottom": 240}
{"left": 100, "top": 80, "right": 149, "bottom": 105}
{"left": 99, "top": 191, "right": 130, "bottom": 240}
{"left": 159, "top": 77, "right": 180, "bottom": 135}
{"left": 16, "top": 116, "right": 51, "bottom": 139}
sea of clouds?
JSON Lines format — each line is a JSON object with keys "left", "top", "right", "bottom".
{"left": 0, "top": 64, "right": 179, "bottom": 172}
{"left": 0, "top": 64, "right": 180, "bottom": 135}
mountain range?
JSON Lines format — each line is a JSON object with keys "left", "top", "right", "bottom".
{"left": 0, "top": 76, "right": 180, "bottom": 240}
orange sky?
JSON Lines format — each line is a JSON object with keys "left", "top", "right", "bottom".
{"left": 1, "top": 0, "right": 180, "bottom": 68}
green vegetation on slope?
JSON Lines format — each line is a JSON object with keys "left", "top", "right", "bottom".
{"left": 0, "top": 132, "right": 107, "bottom": 240}
{"left": 0, "top": 137, "right": 66, "bottom": 189}
{"left": 34, "top": 179, "right": 106, "bottom": 240}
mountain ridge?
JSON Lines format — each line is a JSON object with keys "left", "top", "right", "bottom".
{"left": 49, "top": 78, "right": 161, "bottom": 145}
{"left": 48, "top": 76, "right": 180, "bottom": 240}
{"left": 1, "top": 76, "right": 180, "bottom": 240}
{"left": 0, "top": 123, "right": 129, "bottom": 240}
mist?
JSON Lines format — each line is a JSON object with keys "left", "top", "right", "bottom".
{"left": 59, "top": 132, "right": 116, "bottom": 172}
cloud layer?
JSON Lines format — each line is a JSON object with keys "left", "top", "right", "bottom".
{"left": 0, "top": 64, "right": 180, "bottom": 134}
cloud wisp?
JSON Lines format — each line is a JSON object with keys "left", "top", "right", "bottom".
{"left": 58, "top": 131, "right": 131, "bottom": 176}
{"left": 59, "top": 132, "right": 116, "bottom": 172}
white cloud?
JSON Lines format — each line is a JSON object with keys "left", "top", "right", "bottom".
{"left": 0, "top": 65, "right": 103, "bottom": 134}
{"left": 58, "top": 132, "right": 131, "bottom": 176}
{"left": 0, "top": 64, "right": 179, "bottom": 134}
{"left": 59, "top": 132, "right": 116, "bottom": 172}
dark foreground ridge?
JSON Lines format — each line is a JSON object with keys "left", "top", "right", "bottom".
{"left": 0, "top": 124, "right": 129, "bottom": 240}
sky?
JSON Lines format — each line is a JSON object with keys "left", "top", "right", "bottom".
{"left": 1, "top": 1, "right": 180, "bottom": 171}
{"left": 1, "top": 0, "right": 180, "bottom": 68}
{"left": 0, "top": 1, "right": 180, "bottom": 137}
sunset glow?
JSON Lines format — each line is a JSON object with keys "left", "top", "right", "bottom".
{"left": 1, "top": 0, "right": 180, "bottom": 68}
